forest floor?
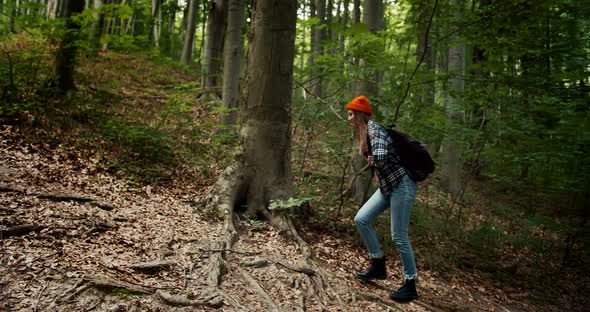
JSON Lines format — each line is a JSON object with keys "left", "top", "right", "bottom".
{"left": 0, "top": 53, "right": 572, "bottom": 311}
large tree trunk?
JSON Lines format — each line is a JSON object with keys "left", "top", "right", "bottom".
{"left": 349, "top": 0, "right": 384, "bottom": 205}
{"left": 180, "top": 0, "right": 199, "bottom": 64}
{"left": 53, "top": 0, "right": 85, "bottom": 93}
{"left": 220, "top": 0, "right": 245, "bottom": 130}
{"left": 211, "top": 0, "right": 297, "bottom": 227}
{"left": 201, "top": 0, "right": 227, "bottom": 96}
{"left": 441, "top": 0, "right": 464, "bottom": 196}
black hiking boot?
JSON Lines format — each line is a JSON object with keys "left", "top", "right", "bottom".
{"left": 389, "top": 278, "right": 418, "bottom": 301}
{"left": 356, "top": 257, "right": 387, "bottom": 280}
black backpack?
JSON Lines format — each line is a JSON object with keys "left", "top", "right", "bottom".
{"left": 380, "top": 124, "right": 435, "bottom": 182}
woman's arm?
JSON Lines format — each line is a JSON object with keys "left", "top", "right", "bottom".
{"left": 368, "top": 124, "right": 389, "bottom": 168}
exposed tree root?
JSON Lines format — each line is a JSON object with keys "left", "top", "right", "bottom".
{"left": 242, "top": 258, "right": 270, "bottom": 268}
{"left": 218, "top": 288, "right": 248, "bottom": 311}
{"left": 46, "top": 278, "right": 87, "bottom": 310}
{"left": 1, "top": 224, "right": 44, "bottom": 238}
{"left": 0, "top": 185, "right": 114, "bottom": 210}
{"left": 353, "top": 290, "right": 403, "bottom": 311}
{"left": 156, "top": 289, "right": 224, "bottom": 308}
{"left": 238, "top": 267, "right": 280, "bottom": 312}
{"left": 83, "top": 221, "right": 117, "bottom": 237}
{"left": 128, "top": 260, "right": 175, "bottom": 273}
{"left": 83, "top": 275, "right": 154, "bottom": 294}
{"left": 198, "top": 247, "right": 260, "bottom": 256}
{"left": 275, "top": 260, "right": 315, "bottom": 276}
{"left": 293, "top": 276, "right": 307, "bottom": 312}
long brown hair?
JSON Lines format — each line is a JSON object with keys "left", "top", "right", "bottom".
{"left": 351, "top": 110, "right": 371, "bottom": 155}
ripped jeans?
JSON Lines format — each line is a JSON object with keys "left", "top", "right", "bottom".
{"left": 354, "top": 174, "right": 418, "bottom": 280}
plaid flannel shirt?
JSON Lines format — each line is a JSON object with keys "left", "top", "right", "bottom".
{"left": 367, "top": 120, "right": 406, "bottom": 196}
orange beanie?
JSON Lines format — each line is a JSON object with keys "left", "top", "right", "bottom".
{"left": 346, "top": 95, "right": 372, "bottom": 116}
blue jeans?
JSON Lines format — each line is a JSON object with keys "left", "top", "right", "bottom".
{"left": 354, "top": 174, "right": 418, "bottom": 280}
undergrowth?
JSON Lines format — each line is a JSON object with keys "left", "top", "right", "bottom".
{"left": 1, "top": 33, "right": 587, "bottom": 310}
{"left": 0, "top": 34, "right": 237, "bottom": 186}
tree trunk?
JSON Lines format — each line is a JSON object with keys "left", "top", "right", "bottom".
{"left": 88, "top": 0, "right": 104, "bottom": 57}
{"left": 415, "top": 0, "right": 436, "bottom": 154}
{"left": 416, "top": 0, "right": 434, "bottom": 109}
{"left": 349, "top": 0, "right": 384, "bottom": 205}
{"left": 201, "top": 0, "right": 227, "bottom": 96}
{"left": 352, "top": 0, "right": 360, "bottom": 24}
{"left": 53, "top": 0, "right": 85, "bottom": 93}
{"left": 220, "top": 0, "right": 245, "bottom": 130}
{"left": 168, "top": 0, "right": 178, "bottom": 34}
{"left": 8, "top": 0, "right": 16, "bottom": 33}
{"left": 339, "top": 0, "right": 349, "bottom": 56}
{"left": 180, "top": 0, "right": 199, "bottom": 64}
{"left": 468, "top": 0, "right": 491, "bottom": 176}
{"left": 212, "top": 0, "right": 297, "bottom": 226}
{"left": 149, "top": 0, "right": 161, "bottom": 47}
{"left": 309, "top": 0, "right": 325, "bottom": 98}
{"left": 441, "top": 0, "right": 464, "bottom": 196}
{"left": 197, "top": 0, "right": 207, "bottom": 64}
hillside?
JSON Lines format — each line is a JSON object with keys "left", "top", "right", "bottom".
{"left": 0, "top": 53, "right": 580, "bottom": 311}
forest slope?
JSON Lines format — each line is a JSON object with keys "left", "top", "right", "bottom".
{"left": 0, "top": 53, "right": 573, "bottom": 311}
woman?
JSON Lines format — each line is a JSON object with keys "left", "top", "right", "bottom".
{"left": 347, "top": 95, "right": 418, "bottom": 301}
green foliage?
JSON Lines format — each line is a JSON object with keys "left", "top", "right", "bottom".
{"left": 0, "top": 33, "right": 56, "bottom": 114}
{"left": 111, "top": 287, "right": 141, "bottom": 298}
{"left": 268, "top": 197, "right": 312, "bottom": 211}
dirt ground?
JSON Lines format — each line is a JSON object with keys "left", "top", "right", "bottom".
{"left": 1, "top": 124, "right": 545, "bottom": 311}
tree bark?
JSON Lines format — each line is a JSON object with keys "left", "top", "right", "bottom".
{"left": 53, "top": 0, "right": 85, "bottom": 93}
{"left": 308, "top": 0, "right": 325, "bottom": 98}
{"left": 88, "top": 0, "right": 104, "bottom": 57}
{"left": 349, "top": 0, "right": 384, "bottom": 205}
{"left": 415, "top": 0, "right": 434, "bottom": 111}
{"left": 213, "top": 0, "right": 297, "bottom": 225}
{"left": 201, "top": 0, "right": 227, "bottom": 96}
{"left": 441, "top": 0, "right": 464, "bottom": 196}
{"left": 8, "top": 0, "right": 16, "bottom": 33}
{"left": 220, "top": 0, "right": 245, "bottom": 130}
{"left": 149, "top": 0, "right": 161, "bottom": 47}
{"left": 339, "top": 0, "right": 349, "bottom": 56}
{"left": 352, "top": 0, "right": 360, "bottom": 24}
{"left": 180, "top": 0, "right": 199, "bottom": 64}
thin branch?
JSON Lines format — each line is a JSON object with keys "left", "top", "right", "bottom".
{"left": 293, "top": 79, "right": 346, "bottom": 123}
{"left": 392, "top": 0, "right": 439, "bottom": 123}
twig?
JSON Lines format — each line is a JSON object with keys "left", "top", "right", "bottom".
{"left": 293, "top": 80, "right": 346, "bottom": 123}
{"left": 340, "top": 163, "right": 371, "bottom": 197}
{"left": 393, "top": 0, "right": 439, "bottom": 123}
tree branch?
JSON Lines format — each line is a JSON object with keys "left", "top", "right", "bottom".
{"left": 392, "top": 0, "right": 439, "bottom": 124}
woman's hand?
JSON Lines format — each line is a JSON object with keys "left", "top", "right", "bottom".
{"left": 366, "top": 155, "right": 373, "bottom": 165}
